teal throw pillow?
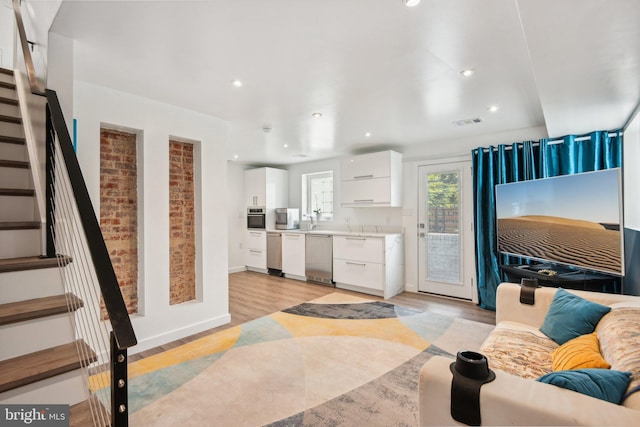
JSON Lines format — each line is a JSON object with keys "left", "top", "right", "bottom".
{"left": 537, "top": 369, "right": 631, "bottom": 405}
{"left": 539, "top": 288, "right": 611, "bottom": 345}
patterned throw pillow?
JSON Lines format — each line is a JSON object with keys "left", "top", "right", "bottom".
{"left": 596, "top": 306, "right": 640, "bottom": 408}
{"left": 551, "top": 332, "right": 610, "bottom": 371}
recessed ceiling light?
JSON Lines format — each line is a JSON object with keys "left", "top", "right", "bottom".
{"left": 231, "top": 79, "right": 243, "bottom": 87}
{"left": 312, "top": 112, "right": 323, "bottom": 118}
{"left": 233, "top": 154, "right": 239, "bottom": 159}
{"left": 403, "top": 0, "right": 421, "bottom": 7}
{"left": 283, "top": 144, "right": 288, "bottom": 148}
{"left": 460, "top": 69, "right": 474, "bottom": 78}
{"left": 488, "top": 105, "right": 499, "bottom": 113}
{"left": 364, "top": 132, "right": 372, "bottom": 137}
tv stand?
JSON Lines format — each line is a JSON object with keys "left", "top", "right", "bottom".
{"left": 499, "top": 264, "right": 619, "bottom": 293}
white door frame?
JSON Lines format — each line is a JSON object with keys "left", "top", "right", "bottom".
{"left": 417, "top": 159, "right": 476, "bottom": 300}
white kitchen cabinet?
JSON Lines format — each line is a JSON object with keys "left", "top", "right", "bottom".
{"left": 281, "top": 232, "right": 306, "bottom": 279}
{"left": 333, "top": 234, "right": 404, "bottom": 299}
{"left": 340, "top": 150, "right": 402, "bottom": 207}
{"left": 244, "top": 167, "right": 288, "bottom": 209}
{"left": 245, "top": 230, "right": 267, "bottom": 271}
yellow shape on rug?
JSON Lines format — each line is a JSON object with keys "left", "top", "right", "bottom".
{"left": 272, "top": 311, "right": 430, "bottom": 350}
{"left": 89, "top": 325, "right": 242, "bottom": 391}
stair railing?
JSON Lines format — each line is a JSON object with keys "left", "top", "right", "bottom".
{"left": 13, "top": 1, "right": 137, "bottom": 426}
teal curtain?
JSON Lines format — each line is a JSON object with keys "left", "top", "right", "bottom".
{"left": 472, "top": 130, "right": 623, "bottom": 310}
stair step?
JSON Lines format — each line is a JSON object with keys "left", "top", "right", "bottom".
{"left": 0, "top": 114, "right": 21, "bottom": 125}
{"left": 0, "top": 81, "right": 16, "bottom": 91}
{"left": 0, "top": 135, "right": 25, "bottom": 145}
{"left": 0, "top": 293, "right": 83, "bottom": 326}
{"left": 0, "top": 255, "right": 71, "bottom": 273}
{"left": 0, "top": 96, "right": 18, "bottom": 106}
{"left": 0, "top": 221, "right": 40, "bottom": 230}
{"left": 0, "top": 339, "right": 97, "bottom": 393}
{"left": 0, "top": 68, "right": 12, "bottom": 76}
{"left": 70, "top": 396, "right": 110, "bottom": 427}
{"left": 0, "top": 188, "right": 34, "bottom": 196}
{"left": 0, "top": 188, "right": 34, "bottom": 197}
{"left": 0, "top": 160, "right": 28, "bottom": 169}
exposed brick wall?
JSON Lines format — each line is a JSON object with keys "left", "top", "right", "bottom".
{"left": 169, "top": 140, "right": 196, "bottom": 305}
{"left": 100, "top": 129, "right": 138, "bottom": 315}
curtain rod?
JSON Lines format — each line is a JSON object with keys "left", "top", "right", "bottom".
{"left": 474, "top": 131, "right": 623, "bottom": 153}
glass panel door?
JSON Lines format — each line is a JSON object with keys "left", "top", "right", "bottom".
{"left": 418, "top": 162, "right": 474, "bottom": 299}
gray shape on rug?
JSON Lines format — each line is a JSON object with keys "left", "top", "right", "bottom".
{"left": 282, "top": 301, "right": 422, "bottom": 320}
{"left": 265, "top": 345, "right": 453, "bottom": 427}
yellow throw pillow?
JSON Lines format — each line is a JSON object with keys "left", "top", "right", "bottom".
{"left": 552, "top": 332, "right": 611, "bottom": 371}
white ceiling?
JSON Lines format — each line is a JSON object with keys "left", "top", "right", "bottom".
{"left": 50, "top": 0, "right": 640, "bottom": 166}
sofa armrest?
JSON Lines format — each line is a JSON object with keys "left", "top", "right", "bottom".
{"left": 495, "top": 282, "right": 558, "bottom": 328}
{"left": 419, "top": 356, "right": 639, "bottom": 426}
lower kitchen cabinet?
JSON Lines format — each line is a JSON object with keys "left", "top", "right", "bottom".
{"left": 281, "top": 232, "right": 306, "bottom": 279}
{"left": 245, "top": 230, "right": 267, "bottom": 271}
{"left": 332, "top": 234, "right": 404, "bottom": 299}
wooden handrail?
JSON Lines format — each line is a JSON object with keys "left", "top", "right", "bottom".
{"left": 12, "top": 0, "right": 44, "bottom": 95}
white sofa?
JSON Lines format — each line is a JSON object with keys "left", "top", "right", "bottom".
{"left": 419, "top": 282, "right": 640, "bottom": 426}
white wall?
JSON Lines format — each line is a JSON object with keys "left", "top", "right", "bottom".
{"left": 18, "top": 0, "right": 63, "bottom": 83}
{"left": 74, "top": 80, "right": 230, "bottom": 354}
{"left": 624, "top": 110, "right": 640, "bottom": 231}
{"left": 0, "top": 0, "right": 14, "bottom": 69}
{"left": 227, "top": 162, "right": 247, "bottom": 272}
{"left": 47, "top": 32, "right": 74, "bottom": 135}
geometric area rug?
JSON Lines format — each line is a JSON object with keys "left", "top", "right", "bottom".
{"left": 121, "top": 293, "right": 493, "bottom": 426}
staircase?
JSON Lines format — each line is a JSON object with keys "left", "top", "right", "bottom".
{"left": 0, "top": 68, "right": 103, "bottom": 424}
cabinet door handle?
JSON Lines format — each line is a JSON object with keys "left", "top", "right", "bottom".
{"left": 354, "top": 175, "right": 374, "bottom": 179}
{"left": 346, "top": 261, "right": 366, "bottom": 266}
{"left": 353, "top": 199, "right": 374, "bottom": 203}
{"left": 249, "top": 249, "right": 262, "bottom": 254}
{"left": 250, "top": 232, "right": 263, "bottom": 236}
{"left": 346, "top": 237, "right": 366, "bottom": 241}
{"left": 286, "top": 235, "right": 300, "bottom": 239}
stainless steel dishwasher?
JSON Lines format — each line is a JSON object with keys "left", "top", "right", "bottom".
{"left": 305, "top": 234, "right": 334, "bottom": 286}
{"left": 267, "top": 232, "right": 283, "bottom": 276}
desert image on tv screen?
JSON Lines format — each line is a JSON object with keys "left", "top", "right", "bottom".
{"left": 495, "top": 169, "right": 622, "bottom": 275}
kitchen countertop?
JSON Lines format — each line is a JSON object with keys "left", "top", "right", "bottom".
{"left": 276, "top": 229, "right": 401, "bottom": 238}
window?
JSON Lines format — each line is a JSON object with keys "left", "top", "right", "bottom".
{"left": 302, "top": 171, "right": 333, "bottom": 221}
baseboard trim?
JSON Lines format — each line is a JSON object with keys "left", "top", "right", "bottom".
{"left": 129, "top": 313, "right": 231, "bottom": 355}
{"left": 229, "top": 266, "right": 247, "bottom": 274}
{"left": 404, "top": 283, "right": 418, "bottom": 293}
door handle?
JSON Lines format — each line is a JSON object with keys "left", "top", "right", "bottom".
{"left": 346, "top": 261, "right": 366, "bottom": 266}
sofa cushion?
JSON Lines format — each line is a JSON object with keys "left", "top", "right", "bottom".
{"left": 552, "top": 332, "right": 610, "bottom": 371}
{"left": 480, "top": 322, "right": 558, "bottom": 379}
{"left": 537, "top": 369, "right": 631, "bottom": 405}
{"left": 596, "top": 305, "right": 640, "bottom": 410}
{"left": 540, "top": 288, "right": 611, "bottom": 345}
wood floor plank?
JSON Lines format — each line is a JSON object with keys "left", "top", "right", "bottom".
{"left": 0, "top": 339, "right": 96, "bottom": 392}
{"left": 69, "top": 396, "right": 110, "bottom": 427}
{"left": 130, "top": 271, "right": 495, "bottom": 361}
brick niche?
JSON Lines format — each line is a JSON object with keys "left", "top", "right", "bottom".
{"left": 169, "top": 140, "right": 196, "bottom": 305}
{"left": 100, "top": 128, "right": 138, "bottom": 314}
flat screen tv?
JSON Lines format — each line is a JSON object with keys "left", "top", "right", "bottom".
{"left": 495, "top": 168, "right": 624, "bottom": 276}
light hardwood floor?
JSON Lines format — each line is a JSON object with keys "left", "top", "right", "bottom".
{"left": 130, "top": 271, "right": 495, "bottom": 362}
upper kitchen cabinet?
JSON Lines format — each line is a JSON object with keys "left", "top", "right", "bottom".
{"left": 340, "top": 150, "right": 402, "bottom": 207}
{"left": 244, "top": 167, "right": 288, "bottom": 208}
